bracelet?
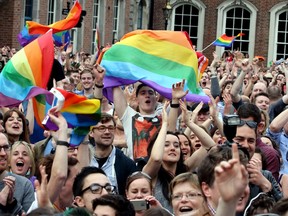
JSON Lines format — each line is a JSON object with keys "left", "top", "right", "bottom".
{"left": 95, "top": 83, "right": 104, "bottom": 88}
{"left": 170, "top": 103, "right": 180, "bottom": 108}
{"left": 56, "top": 141, "right": 69, "bottom": 147}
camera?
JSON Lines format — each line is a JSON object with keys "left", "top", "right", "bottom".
{"left": 130, "top": 199, "right": 149, "bottom": 211}
{"left": 223, "top": 114, "right": 241, "bottom": 144}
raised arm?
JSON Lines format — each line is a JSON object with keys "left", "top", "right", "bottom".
{"left": 168, "top": 80, "right": 188, "bottom": 132}
{"left": 46, "top": 108, "right": 69, "bottom": 203}
{"left": 92, "top": 64, "right": 105, "bottom": 99}
{"left": 113, "top": 87, "right": 128, "bottom": 119}
{"left": 269, "top": 108, "right": 288, "bottom": 133}
{"left": 143, "top": 101, "right": 169, "bottom": 179}
{"left": 215, "top": 144, "right": 249, "bottom": 216}
{"left": 180, "top": 100, "right": 215, "bottom": 170}
{"left": 230, "top": 59, "right": 252, "bottom": 103}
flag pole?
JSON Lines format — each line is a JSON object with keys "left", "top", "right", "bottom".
{"left": 200, "top": 40, "right": 215, "bottom": 52}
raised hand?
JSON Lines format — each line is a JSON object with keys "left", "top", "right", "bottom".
{"left": 47, "top": 107, "right": 68, "bottom": 129}
{"left": 162, "top": 101, "right": 170, "bottom": 124}
{"left": 34, "top": 165, "right": 52, "bottom": 208}
{"left": 172, "top": 79, "right": 189, "bottom": 100}
{"left": 93, "top": 63, "right": 106, "bottom": 86}
{"left": 214, "top": 144, "right": 249, "bottom": 202}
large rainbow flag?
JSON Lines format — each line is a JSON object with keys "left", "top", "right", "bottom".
{"left": 100, "top": 30, "right": 209, "bottom": 102}
{"left": 0, "top": 30, "right": 54, "bottom": 107}
{"left": 26, "top": 1, "right": 82, "bottom": 35}
{"left": 212, "top": 33, "right": 245, "bottom": 47}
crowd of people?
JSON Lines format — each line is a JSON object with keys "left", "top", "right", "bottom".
{"left": 1, "top": 42, "right": 288, "bottom": 216}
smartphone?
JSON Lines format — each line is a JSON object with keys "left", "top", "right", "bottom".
{"left": 130, "top": 199, "right": 149, "bottom": 211}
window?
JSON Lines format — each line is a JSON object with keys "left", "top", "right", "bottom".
{"left": 216, "top": 0, "right": 257, "bottom": 58}
{"left": 137, "top": 0, "right": 143, "bottom": 29}
{"left": 48, "top": 0, "right": 56, "bottom": 24}
{"left": 91, "top": 0, "right": 100, "bottom": 53}
{"left": 112, "top": 0, "right": 120, "bottom": 43}
{"left": 174, "top": 4, "right": 199, "bottom": 46}
{"left": 170, "top": 0, "right": 206, "bottom": 50}
{"left": 268, "top": 3, "right": 288, "bottom": 62}
{"left": 224, "top": 7, "right": 250, "bottom": 54}
{"left": 24, "top": 0, "right": 33, "bottom": 23}
{"left": 70, "top": 28, "right": 78, "bottom": 52}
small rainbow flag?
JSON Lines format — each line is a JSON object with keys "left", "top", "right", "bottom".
{"left": 100, "top": 30, "right": 209, "bottom": 102}
{"left": 17, "top": 26, "right": 69, "bottom": 47}
{"left": 213, "top": 33, "right": 244, "bottom": 48}
{"left": 0, "top": 30, "right": 54, "bottom": 107}
{"left": 40, "top": 88, "right": 101, "bottom": 146}
{"left": 41, "top": 88, "right": 101, "bottom": 130}
{"left": 26, "top": 1, "right": 82, "bottom": 35}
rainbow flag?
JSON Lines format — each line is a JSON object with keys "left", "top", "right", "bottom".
{"left": 213, "top": 33, "right": 244, "bottom": 47}
{"left": 100, "top": 30, "right": 209, "bottom": 102}
{"left": 26, "top": 1, "right": 82, "bottom": 35}
{"left": 41, "top": 88, "right": 101, "bottom": 130}
{"left": 40, "top": 88, "right": 101, "bottom": 145}
{"left": 196, "top": 52, "right": 209, "bottom": 82}
{"left": 17, "top": 25, "right": 69, "bottom": 47}
{"left": 0, "top": 30, "right": 54, "bottom": 107}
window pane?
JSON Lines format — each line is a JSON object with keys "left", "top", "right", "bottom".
{"left": 279, "top": 11, "right": 287, "bottom": 20}
{"left": 173, "top": 4, "right": 199, "bottom": 46}
{"left": 278, "top": 21, "right": 286, "bottom": 31}
{"left": 224, "top": 7, "right": 250, "bottom": 53}
{"left": 278, "top": 33, "right": 285, "bottom": 42}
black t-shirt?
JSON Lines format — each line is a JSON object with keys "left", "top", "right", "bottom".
{"left": 47, "top": 59, "right": 65, "bottom": 90}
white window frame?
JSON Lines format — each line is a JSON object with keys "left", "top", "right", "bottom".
{"left": 47, "top": 0, "right": 56, "bottom": 24}
{"left": 170, "top": 0, "right": 206, "bottom": 51}
{"left": 112, "top": 0, "right": 120, "bottom": 43}
{"left": 91, "top": 0, "right": 101, "bottom": 54}
{"left": 268, "top": 2, "right": 288, "bottom": 64}
{"left": 216, "top": 0, "right": 257, "bottom": 60}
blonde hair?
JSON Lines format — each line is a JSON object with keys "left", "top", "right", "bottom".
{"left": 10, "top": 141, "right": 35, "bottom": 178}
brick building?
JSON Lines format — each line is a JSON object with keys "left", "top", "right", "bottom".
{"left": 0, "top": 0, "right": 288, "bottom": 64}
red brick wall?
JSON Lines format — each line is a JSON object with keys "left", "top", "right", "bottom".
{"left": 0, "top": 0, "right": 21, "bottom": 48}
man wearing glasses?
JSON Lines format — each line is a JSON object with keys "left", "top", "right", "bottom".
{"left": 89, "top": 113, "right": 137, "bottom": 196}
{"left": 73, "top": 166, "right": 115, "bottom": 212}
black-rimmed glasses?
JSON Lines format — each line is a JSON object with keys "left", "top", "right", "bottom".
{"left": 91, "top": 125, "right": 115, "bottom": 133}
{"left": 81, "top": 183, "right": 115, "bottom": 195}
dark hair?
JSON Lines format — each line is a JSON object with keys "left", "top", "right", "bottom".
{"left": 36, "top": 155, "right": 78, "bottom": 183}
{"left": 73, "top": 166, "right": 106, "bottom": 197}
{"left": 135, "top": 83, "right": 155, "bottom": 97}
{"left": 246, "top": 193, "right": 275, "bottom": 216}
{"left": 3, "top": 108, "right": 30, "bottom": 144}
{"left": 197, "top": 145, "right": 249, "bottom": 192}
{"left": 147, "top": 131, "right": 187, "bottom": 201}
{"left": 237, "top": 103, "right": 262, "bottom": 124}
{"left": 143, "top": 207, "right": 173, "bottom": 216}
{"left": 252, "top": 92, "right": 270, "bottom": 104}
{"left": 99, "top": 112, "right": 116, "bottom": 126}
{"left": 271, "top": 197, "right": 288, "bottom": 215}
{"left": 175, "top": 132, "right": 193, "bottom": 156}
{"left": 92, "top": 194, "right": 135, "bottom": 216}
